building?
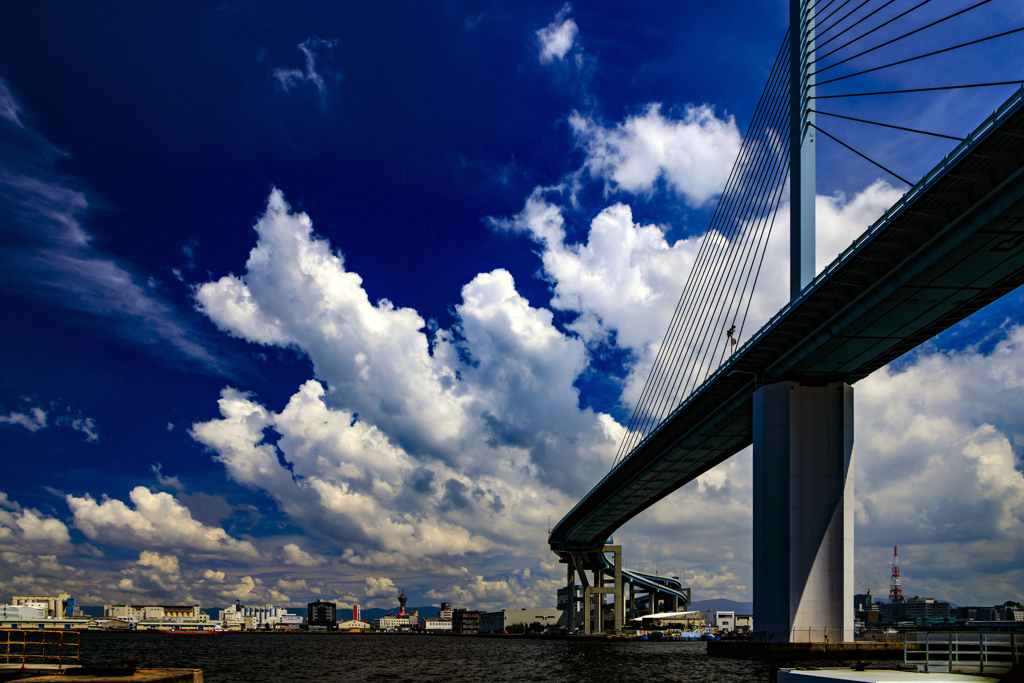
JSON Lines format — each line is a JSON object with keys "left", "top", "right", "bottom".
{"left": 479, "top": 609, "right": 565, "bottom": 633}
{"left": 453, "top": 609, "right": 480, "bottom": 634}
{"left": 13, "top": 593, "right": 71, "bottom": 619}
{"left": 557, "top": 585, "right": 582, "bottom": 611}
{"left": 879, "top": 597, "right": 951, "bottom": 623}
{"left": 337, "top": 619, "right": 372, "bottom": 630}
{"left": 307, "top": 599, "right": 337, "bottom": 630}
{"left": 373, "top": 615, "right": 414, "bottom": 631}
{"left": 219, "top": 602, "right": 288, "bottom": 629}
{"left": 437, "top": 602, "right": 453, "bottom": 620}
{"left": 0, "top": 604, "right": 47, "bottom": 620}
{"left": 420, "top": 618, "right": 452, "bottom": 632}
{"left": 632, "top": 611, "right": 705, "bottom": 630}
{"left": 105, "top": 603, "right": 207, "bottom": 623}
{"left": 278, "top": 613, "right": 303, "bottom": 629}
{"left": 705, "top": 610, "right": 735, "bottom": 633}
{"left": 734, "top": 614, "right": 754, "bottom": 633}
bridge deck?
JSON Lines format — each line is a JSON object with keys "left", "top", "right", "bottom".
{"left": 550, "top": 86, "right": 1024, "bottom": 552}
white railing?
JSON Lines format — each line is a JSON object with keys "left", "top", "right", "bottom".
{"left": 905, "top": 631, "right": 1022, "bottom": 674}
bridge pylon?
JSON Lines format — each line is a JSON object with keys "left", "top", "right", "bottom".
{"left": 790, "top": 0, "right": 815, "bottom": 300}
{"left": 753, "top": 381, "right": 854, "bottom": 643}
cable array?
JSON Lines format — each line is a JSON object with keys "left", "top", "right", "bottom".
{"left": 609, "top": 0, "right": 1022, "bottom": 472}
{"left": 611, "top": 33, "right": 792, "bottom": 467}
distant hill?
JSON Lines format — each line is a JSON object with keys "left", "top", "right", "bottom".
{"left": 689, "top": 599, "right": 753, "bottom": 615}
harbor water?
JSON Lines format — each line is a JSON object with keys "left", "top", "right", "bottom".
{"left": 78, "top": 633, "right": 897, "bottom": 683}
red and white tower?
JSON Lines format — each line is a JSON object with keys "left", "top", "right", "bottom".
{"left": 398, "top": 589, "right": 408, "bottom": 616}
{"left": 889, "top": 545, "right": 903, "bottom": 602}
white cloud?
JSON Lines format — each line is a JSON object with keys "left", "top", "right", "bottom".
{"left": 280, "top": 543, "right": 326, "bottom": 567}
{"left": 537, "top": 4, "right": 579, "bottom": 65}
{"left": 57, "top": 415, "right": 100, "bottom": 442}
{"left": 272, "top": 37, "right": 340, "bottom": 100}
{"left": 216, "top": 575, "right": 289, "bottom": 604}
{"left": 0, "top": 407, "right": 47, "bottom": 432}
{"left": 0, "top": 492, "right": 73, "bottom": 552}
{"left": 0, "top": 78, "right": 23, "bottom": 127}
{"left": 570, "top": 104, "right": 742, "bottom": 206}
{"left": 193, "top": 188, "right": 615, "bottom": 495}
{"left": 66, "top": 486, "right": 259, "bottom": 558}
{"left": 0, "top": 400, "right": 101, "bottom": 442}
{"left": 363, "top": 576, "right": 395, "bottom": 598}
{"left": 137, "top": 550, "right": 181, "bottom": 577}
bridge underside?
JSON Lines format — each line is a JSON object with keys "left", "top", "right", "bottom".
{"left": 550, "top": 88, "right": 1024, "bottom": 556}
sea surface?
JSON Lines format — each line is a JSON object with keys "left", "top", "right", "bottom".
{"left": 78, "top": 633, "right": 894, "bottom": 683}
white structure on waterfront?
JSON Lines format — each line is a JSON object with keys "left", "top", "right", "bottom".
{"left": 219, "top": 602, "right": 293, "bottom": 629}
{"left": 373, "top": 615, "right": 417, "bottom": 631}
{"left": 337, "top": 619, "right": 372, "bottom": 630}
{"left": 13, "top": 593, "right": 71, "bottom": 619}
{"left": 705, "top": 610, "right": 736, "bottom": 633}
{"left": 1, "top": 604, "right": 47, "bottom": 620}
{"left": 420, "top": 618, "right": 452, "bottom": 632}
{"left": 105, "top": 603, "right": 207, "bottom": 623}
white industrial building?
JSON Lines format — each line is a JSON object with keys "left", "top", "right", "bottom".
{"left": 0, "top": 604, "right": 47, "bottom": 620}
{"left": 372, "top": 615, "right": 417, "bottom": 631}
{"left": 705, "top": 610, "right": 736, "bottom": 633}
{"left": 420, "top": 618, "right": 452, "bottom": 632}
{"left": 105, "top": 604, "right": 207, "bottom": 623}
{"left": 219, "top": 602, "right": 289, "bottom": 629}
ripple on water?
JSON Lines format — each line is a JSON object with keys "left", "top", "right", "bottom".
{"left": 80, "top": 633, "right": 787, "bottom": 683}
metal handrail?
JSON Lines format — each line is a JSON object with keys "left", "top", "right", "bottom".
{"left": 1, "top": 629, "right": 81, "bottom": 670}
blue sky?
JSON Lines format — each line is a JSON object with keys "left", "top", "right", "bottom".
{"left": 1, "top": 0, "right": 1022, "bottom": 611}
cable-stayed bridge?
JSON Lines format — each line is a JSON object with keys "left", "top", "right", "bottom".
{"left": 550, "top": 0, "right": 1024, "bottom": 640}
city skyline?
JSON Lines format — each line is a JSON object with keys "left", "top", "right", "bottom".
{"left": 1, "top": 0, "right": 1023, "bottom": 611}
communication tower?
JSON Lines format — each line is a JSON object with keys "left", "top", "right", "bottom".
{"left": 889, "top": 545, "right": 903, "bottom": 602}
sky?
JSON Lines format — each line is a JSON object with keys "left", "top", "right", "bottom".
{"left": 0, "top": 0, "right": 1022, "bottom": 613}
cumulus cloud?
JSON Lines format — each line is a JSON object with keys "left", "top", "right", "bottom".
{"left": 537, "top": 4, "right": 579, "bottom": 64}
{"left": 0, "top": 492, "right": 73, "bottom": 552}
{"left": 66, "top": 486, "right": 259, "bottom": 558}
{"left": 193, "top": 188, "right": 616, "bottom": 496}
{"left": 570, "top": 104, "right": 742, "bottom": 206}
{"left": 280, "top": 543, "right": 327, "bottom": 567}
{"left": 363, "top": 576, "right": 395, "bottom": 597}
{"left": 848, "top": 326, "right": 1024, "bottom": 603}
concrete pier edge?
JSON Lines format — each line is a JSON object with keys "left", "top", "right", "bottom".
{"left": 708, "top": 640, "right": 906, "bottom": 661}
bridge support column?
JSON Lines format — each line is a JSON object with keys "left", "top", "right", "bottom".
{"left": 753, "top": 381, "right": 854, "bottom": 643}
{"left": 566, "top": 560, "right": 576, "bottom": 632}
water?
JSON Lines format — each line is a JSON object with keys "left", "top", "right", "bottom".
{"left": 80, "top": 633, "right": 786, "bottom": 682}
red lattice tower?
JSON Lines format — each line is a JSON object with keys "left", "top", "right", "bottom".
{"left": 889, "top": 545, "right": 903, "bottom": 602}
